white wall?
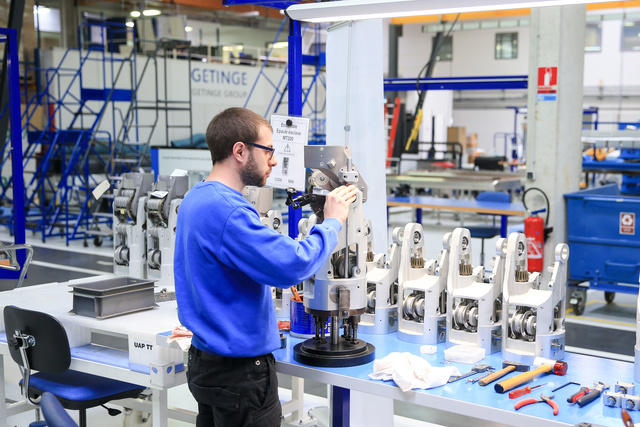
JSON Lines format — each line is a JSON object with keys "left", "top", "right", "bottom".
{"left": 584, "top": 20, "right": 640, "bottom": 87}
{"left": 395, "top": 11, "right": 640, "bottom": 155}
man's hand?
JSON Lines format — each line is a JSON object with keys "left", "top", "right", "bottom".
{"left": 323, "top": 185, "right": 359, "bottom": 225}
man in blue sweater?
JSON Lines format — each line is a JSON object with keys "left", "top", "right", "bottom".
{"left": 174, "top": 107, "right": 358, "bottom": 427}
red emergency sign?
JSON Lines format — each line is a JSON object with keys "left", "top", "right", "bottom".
{"left": 537, "top": 67, "right": 558, "bottom": 94}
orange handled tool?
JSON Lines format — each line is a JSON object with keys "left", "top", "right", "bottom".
{"left": 509, "top": 383, "right": 547, "bottom": 399}
{"left": 495, "top": 358, "right": 567, "bottom": 394}
{"left": 515, "top": 394, "right": 558, "bottom": 416}
{"left": 290, "top": 286, "right": 302, "bottom": 302}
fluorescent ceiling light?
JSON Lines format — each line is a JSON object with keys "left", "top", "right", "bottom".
{"left": 272, "top": 41, "right": 288, "bottom": 48}
{"left": 126, "top": 21, "right": 135, "bottom": 27}
{"left": 185, "top": 26, "right": 193, "bottom": 32}
{"left": 286, "top": 0, "right": 623, "bottom": 23}
{"left": 130, "top": 10, "right": 141, "bottom": 17}
{"left": 143, "top": 9, "right": 162, "bottom": 16}
{"left": 235, "top": 11, "right": 260, "bottom": 17}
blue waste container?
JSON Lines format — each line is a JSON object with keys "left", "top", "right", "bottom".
{"left": 565, "top": 184, "right": 640, "bottom": 294}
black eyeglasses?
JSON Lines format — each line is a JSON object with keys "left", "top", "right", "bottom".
{"left": 244, "top": 141, "right": 275, "bottom": 160}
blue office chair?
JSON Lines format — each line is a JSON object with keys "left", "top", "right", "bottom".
{"left": 467, "top": 191, "right": 510, "bottom": 266}
{"left": 4, "top": 306, "right": 146, "bottom": 427}
{"left": 40, "top": 392, "right": 78, "bottom": 427}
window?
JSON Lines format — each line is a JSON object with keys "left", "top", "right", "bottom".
{"left": 34, "top": 6, "right": 61, "bottom": 33}
{"left": 585, "top": 22, "right": 602, "bottom": 52}
{"left": 432, "top": 35, "right": 452, "bottom": 61}
{"left": 495, "top": 32, "right": 518, "bottom": 59}
{"left": 621, "top": 20, "right": 640, "bottom": 52}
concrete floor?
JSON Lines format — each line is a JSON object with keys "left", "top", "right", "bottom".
{"left": 0, "top": 206, "right": 634, "bottom": 426}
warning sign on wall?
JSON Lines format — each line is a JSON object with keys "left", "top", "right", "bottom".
{"left": 537, "top": 66, "right": 558, "bottom": 101}
{"left": 620, "top": 212, "right": 635, "bottom": 235}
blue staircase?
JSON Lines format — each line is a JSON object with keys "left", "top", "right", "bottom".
{"left": 0, "top": 21, "right": 146, "bottom": 245}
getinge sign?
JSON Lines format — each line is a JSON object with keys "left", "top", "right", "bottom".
{"left": 191, "top": 67, "right": 249, "bottom": 99}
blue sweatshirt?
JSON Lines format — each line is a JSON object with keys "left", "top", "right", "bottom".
{"left": 174, "top": 181, "right": 341, "bottom": 357}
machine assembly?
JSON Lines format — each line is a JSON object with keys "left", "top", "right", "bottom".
{"left": 113, "top": 173, "right": 155, "bottom": 278}
{"left": 501, "top": 233, "right": 568, "bottom": 364}
{"left": 145, "top": 175, "right": 189, "bottom": 289}
{"left": 397, "top": 223, "right": 450, "bottom": 344}
{"left": 292, "top": 145, "right": 375, "bottom": 367}
{"left": 359, "top": 221, "right": 400, "bottom": 334}
{"left": 446, "top": 228, "right": 503, "bottom": 354}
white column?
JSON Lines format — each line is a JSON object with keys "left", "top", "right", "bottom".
{"left": 326, "top": 19, "right": 388, "bottom": 253}
{"left": 525, "top": 5, "right": 586, "bottom": 268}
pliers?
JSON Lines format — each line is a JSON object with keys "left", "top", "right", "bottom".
{"left": 515, "top": 394, "right": 559, "bottom": 416}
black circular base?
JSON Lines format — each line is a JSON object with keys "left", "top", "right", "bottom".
{"left": 293, "top": 337, "right": 375, "bottom": 367}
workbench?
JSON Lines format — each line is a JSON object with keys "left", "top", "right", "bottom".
{"left": 387, "top": 195, "right": 526, "bottom": 237}
{"left": 0, "top": 279, "right": 636, "bottom": 427}
{"left": 276, "top": 333, "right": 638, "bottom": 427}
{"left": 386, "top": 170, "right": 524, "bottom": 194}
{"left": 0, "top": 277, "right": 188, "bottom": 427}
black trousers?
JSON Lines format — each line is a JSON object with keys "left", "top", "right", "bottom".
{"left": 187, "top": 346, "right": 282, "bottom": 427}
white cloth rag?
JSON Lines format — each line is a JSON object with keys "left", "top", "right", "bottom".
{"left": 369, "top": 352, "right": 461, "bottom": 392}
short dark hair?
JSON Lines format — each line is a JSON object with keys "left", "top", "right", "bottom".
{"left": 205, "top": 107, "right": 272, "bottom": 165}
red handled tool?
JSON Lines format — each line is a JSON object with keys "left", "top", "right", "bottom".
{"left": 576, "top": 382, "right": 609, "bottom": 407}
{"left": 567, "top": 386, "right": 590, "bottom": 405}
{"left": 509, "top": 383, "right": 547, "bottom": 399}
{"left": 515, "top": 394, "right": 558, "bottom": 416}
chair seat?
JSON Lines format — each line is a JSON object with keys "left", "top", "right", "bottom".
{"left": 23, "top": 370, "right": 144, "bottom": 410}
{"left": 467, "top": 225, "right": 501, "bottom": 239}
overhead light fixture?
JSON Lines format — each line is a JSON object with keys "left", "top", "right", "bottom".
{"left": 130, "top": 10, "right": 141, "bottom": 17}
{"left": 286, "top": 0, "right": 622, "bottom": 23}
{"left": 185, "top": 26, "right": 193, "bottom": 32}
{"left": 272, "top": 41, "right": 288, "bottom": 49}
{"left": 142, "top": 9, "right": 161, "bottom": 16}
{"left": 126, "top": 21, "right": 135, "bottom": 27}
{"left": 235, "top": 11, "right": 260, "bottom": 17}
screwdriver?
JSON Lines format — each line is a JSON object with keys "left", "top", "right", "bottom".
{"left": 509, "top": 383, "right": 548, "bottom": 399}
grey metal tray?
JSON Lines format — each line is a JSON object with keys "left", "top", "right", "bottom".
{"left": 69, "top": 276, "right": 155, "bottom": 296}
{"left": 70, "top": 277, "right": 157, "bottom": 319}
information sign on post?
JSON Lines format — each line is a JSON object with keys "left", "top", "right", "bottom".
{"left": 267, "top": 115, "right": 309, "bottom": 191}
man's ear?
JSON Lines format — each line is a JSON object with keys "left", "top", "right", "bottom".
{"left": 231, "top": 141, "right": 246, "bottom": 163}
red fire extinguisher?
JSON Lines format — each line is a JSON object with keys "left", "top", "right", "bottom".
{"left": 525, "top": 209, "right": 545, "bottom": 273}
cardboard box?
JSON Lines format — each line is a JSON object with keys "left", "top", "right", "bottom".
{"left": 21, "top": 103, "right": 45, "bottom": 130}
{"left": 447, "top": 126, "right": 466, "bottom": 143}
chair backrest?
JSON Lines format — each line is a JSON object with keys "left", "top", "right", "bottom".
{"left": 4, "top": 306, "right": 71, "bottom": 373}
{"left": 40, "top": 392, "right": 79, "bottom": 427}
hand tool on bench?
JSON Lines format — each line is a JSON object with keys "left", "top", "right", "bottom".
{"left": 552, "top": 381, "right": 579, "bottom": 393}
{"left": 495, "top": 358, "right": 567, "bottom": 394}
{"left": 448, "top": 364, "right": 494, "bottom": 383}
{"left": 478, "top": 361, "right": 529, "bottom": 386}
{"left": 467, "top": 371, "right": 496, "bottom": 384}
{"left": 515, "top": 394, "right": 559, "bottom": 416}
{"left": 576, "top": 382, "right": 609, "bottom": 407}
{"left": 622, "top": 408, "right": 634, "bottom": 427}
{"left": 509, "top": 383, "right": 547, "bottom": 399}
{"left": 568, "top": 386, "right": 590, "bottom": 405}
